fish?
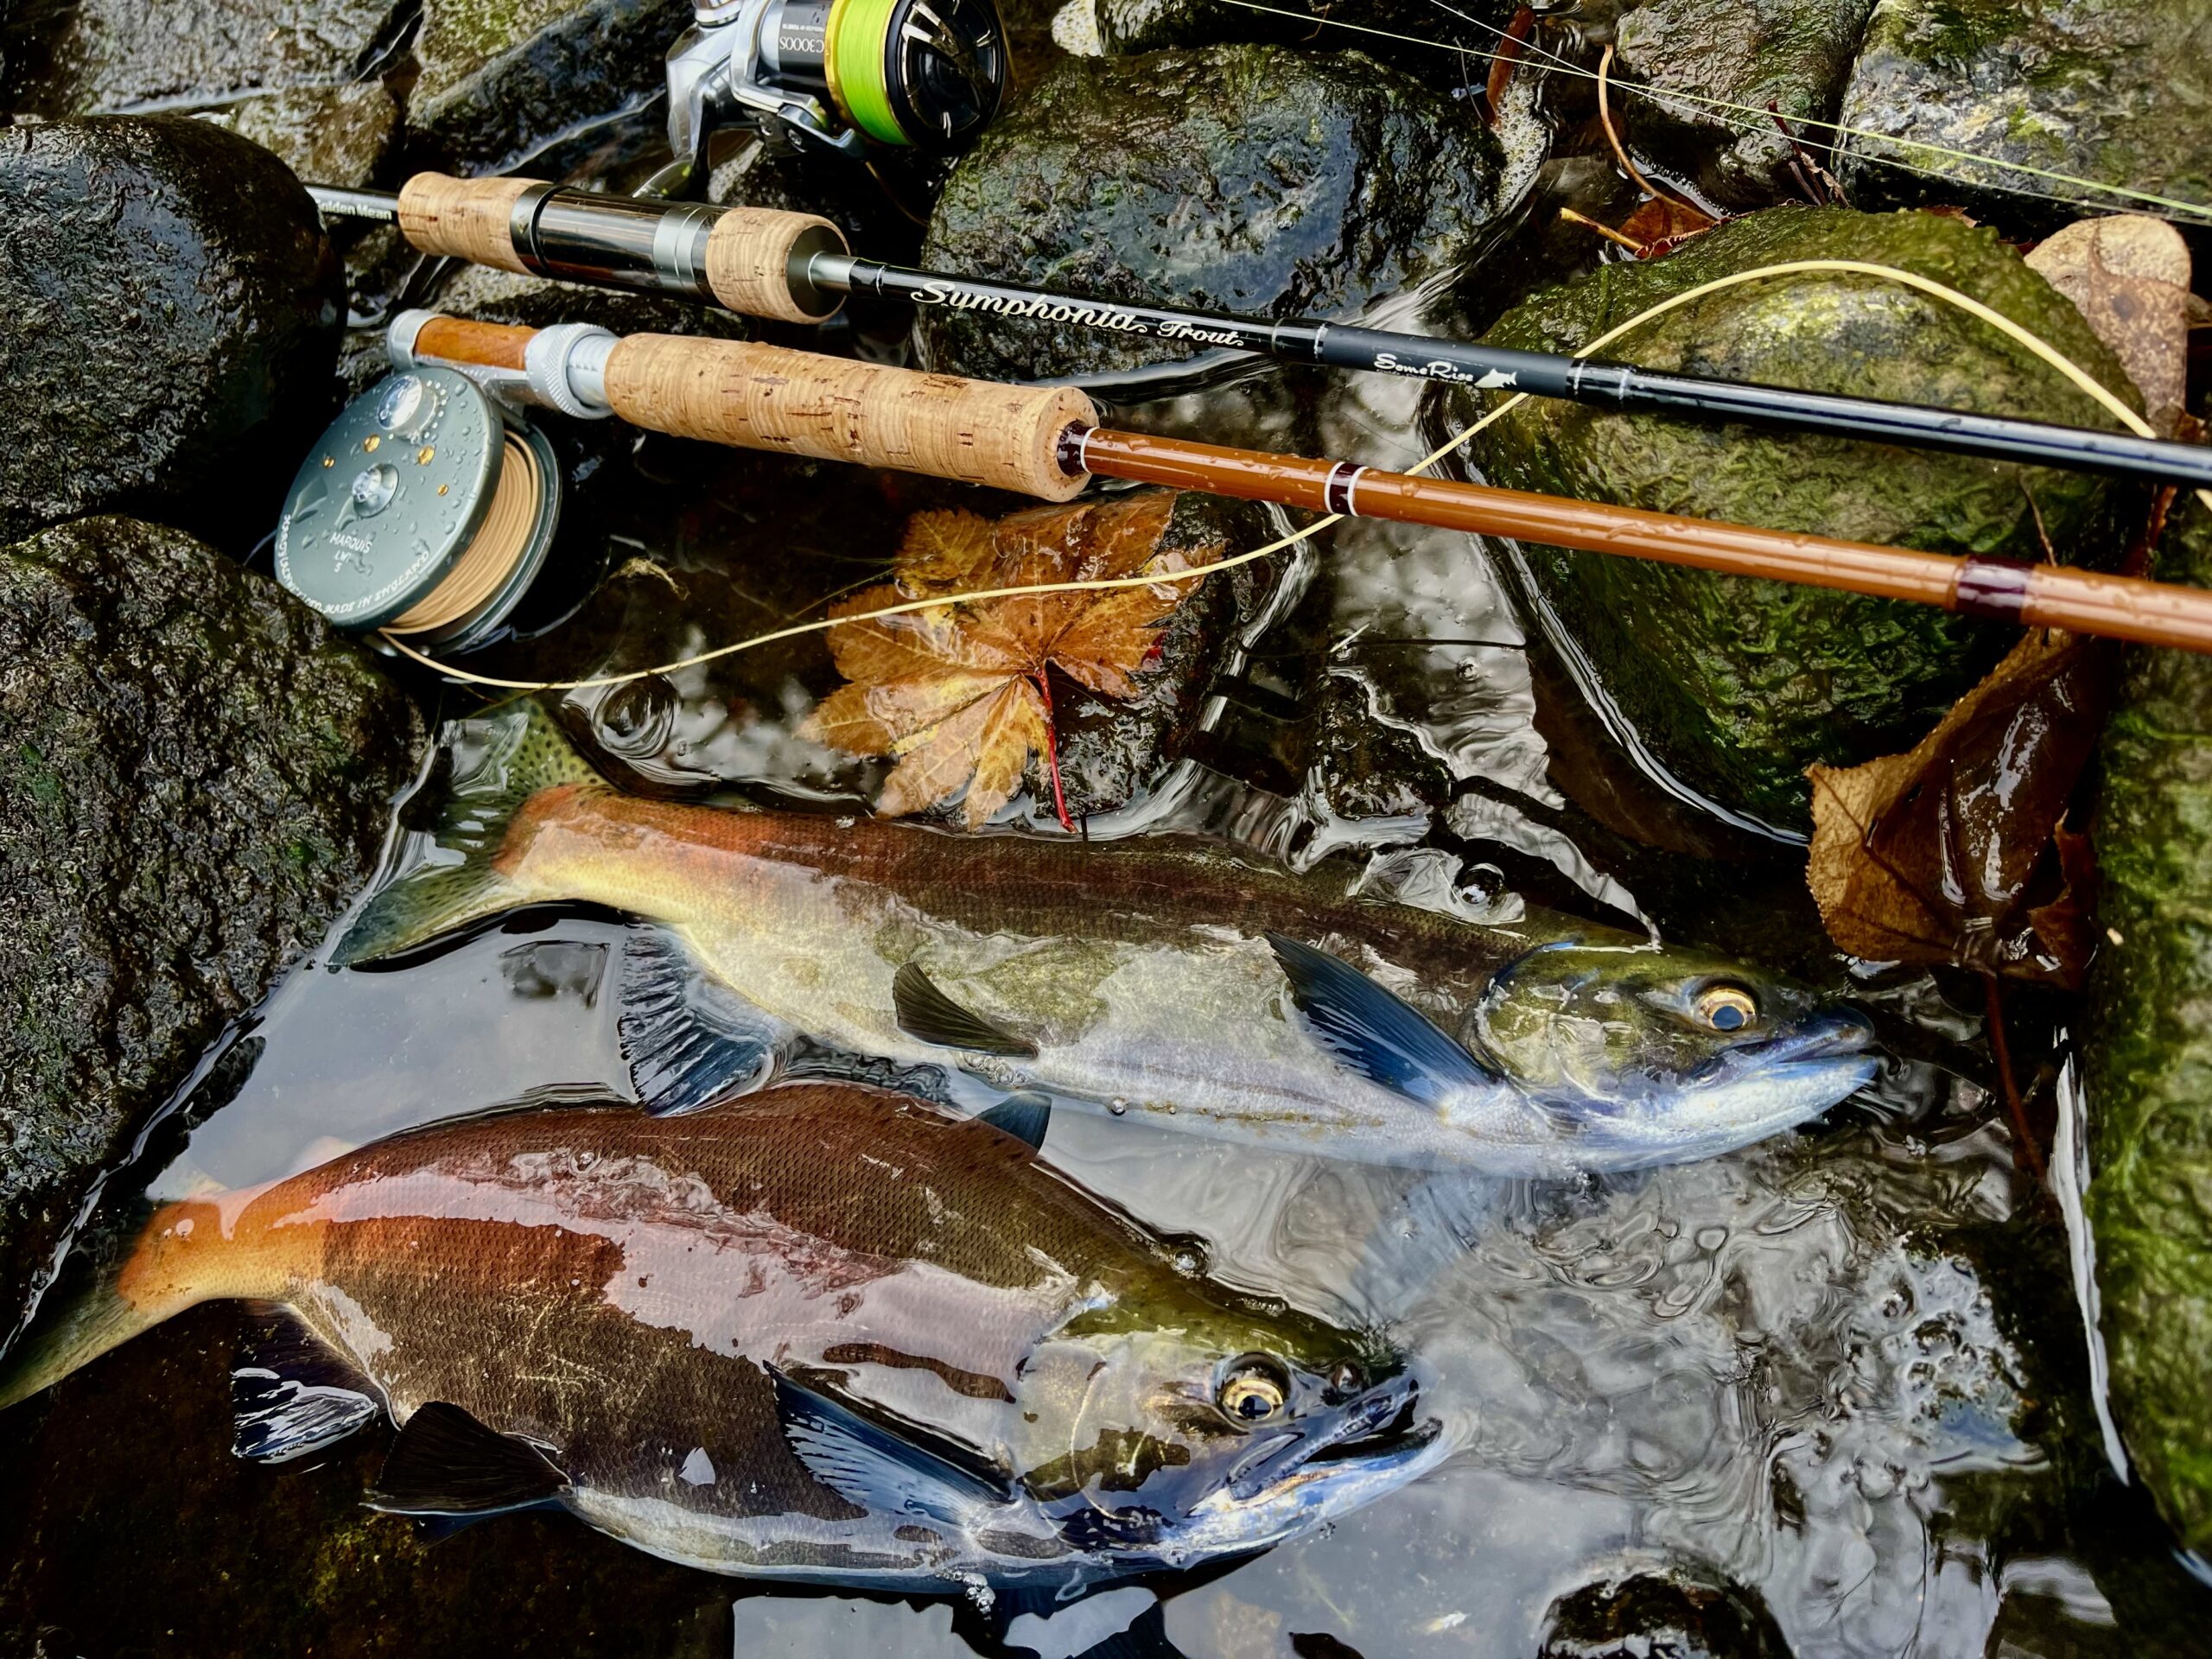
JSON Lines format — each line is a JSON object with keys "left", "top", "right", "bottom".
{"left": 338, "top": 705, "right": 1877, "bottom": 1174}
{"left": 0, "top": 1085, "right": 1440, "bottom": 1589}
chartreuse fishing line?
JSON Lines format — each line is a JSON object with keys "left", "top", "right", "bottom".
{"left": 263, "top": 258, "right": 2212, "bottom": 692}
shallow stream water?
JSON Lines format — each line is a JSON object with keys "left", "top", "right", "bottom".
{"left": 3, "top": 101, "right": 2211, "bottom": 1659}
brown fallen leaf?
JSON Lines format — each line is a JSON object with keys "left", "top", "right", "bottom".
{"left": 1484, "top": 5, "right": 1535, "bottom": 129}
{"left": 801, "top": 492, "right": 1210, "bottom": 830}
{"left": 2025, "top": 215, "right": 2192, "bottom": 436}
{"left": 1806, "top": 627, "right": 2116, "bottom": 988}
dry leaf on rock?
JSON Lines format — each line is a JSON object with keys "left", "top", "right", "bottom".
{"left": 1806, "top": 628, "right": 2115, "bottom": 988}
{"left": 801, "top": 493, "right": 1210, "bottom": 830}
{"left": 2026, "top": 215, "right": 2192, "bottom": 437}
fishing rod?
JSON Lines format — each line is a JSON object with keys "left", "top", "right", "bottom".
{"left": 289, "top": 308, "right": 2212, "bottom": 658}
{"left": 314, "top": 174, "right": 2212, "bottom": 491}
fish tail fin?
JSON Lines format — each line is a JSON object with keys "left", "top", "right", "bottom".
{"left": 335, "top": 701, "right": 601, "bottom": 966}
{"left": 0, "top": 1278, "right": 154, "bottom": 1410}
{"left": 0, "top": 1193, "right": 212, "bottom": 1411}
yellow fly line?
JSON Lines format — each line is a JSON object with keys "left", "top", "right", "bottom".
{"left": 384, "top": 257, "right": 2191, "bottom": 694}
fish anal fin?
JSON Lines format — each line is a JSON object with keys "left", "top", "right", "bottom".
{"left": 367, "top": 1402, "right": 569, "bottom": 1516}
{"left": 893, "top": 962, "right": 1038, "bottom": 1059}
{"left": 1265, "top": 932, "right": 1496, "bottom": 1108}
{"left": 620, "top": 930, "right": 791, "bottom": 1116}
{"left": 774, "top": 1371, "right": 1007, "bottom": 1529}
{"left": 978, "top": 1090, "right": 1052, "bottom": 1152}
{"left": 232, "top": 1304, "right": 383, "bottom": 1465}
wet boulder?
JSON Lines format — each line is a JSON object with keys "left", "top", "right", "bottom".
{"left": 918, "top": 43, "right": 1510, "bottom": 382}
{"left": 1837, "top": 0, "right": 2212, "bottom": 233}
{"left": 1537, "top": 1567, "right": 1791, "bottom": 1659}
{"left": 0, "top": 0, "right": 406, "bottom": 115}
{"left": 203, "top": 84, "right": 399, "bottom": 189}
{"left": 2084, "top": 492, "right": 2212, "bottom": 1561}
{"left": 1460, "top": 205, "right": 2132, "bottom": 832}
{"left": 0, "top": 518, "right": 423, "bottom": 1327}
{"left": 1048, "top": 492, "right": 1281, "bottom": 821}
{"left": 409, "top": 0, "right": 691, "bottom": 174}
{"left": 1612, "top": 0, "right": 1876, "bottom": 208}
{"left": 0, "top": 117, "right": 343, "bottom": 550}
{"left": 1085, "top": 0, "right": 1517, "bottom": 72}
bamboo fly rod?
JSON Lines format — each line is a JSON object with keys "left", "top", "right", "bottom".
{"left": 317, "top": 174, "right": 2212, "bottom": 491}
{"left": 388, "top": 309, "right": 2212, "bottom": 656}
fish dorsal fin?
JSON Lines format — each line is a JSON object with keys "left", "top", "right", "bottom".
{"left": 231, "top": 1305, "right": 383, "bottom": 1465}
{"left": 774, "top": 1372, "right": 1008, "bottom": 1528}
{"left": 1265, "top": 932, "right": 1497, "bottom": 1107}
{"left": 978, "top": 1090, "right": 1052, "bottom": 1152}
{"left": 619, "top": 930, "right": 791, "bottom": 1116}
{"left": 367, "top": 1402, "right": 570, "bottom": 1516}
{"left": 893, "top": 962, "right": 1039, "bottom": 1058}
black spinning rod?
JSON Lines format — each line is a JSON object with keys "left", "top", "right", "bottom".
{"left": 313, "top": 175, "right": 2212, "bottom": 490}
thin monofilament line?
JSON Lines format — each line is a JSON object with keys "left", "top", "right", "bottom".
{"left": 1217, "top": 0, "right": 2212, "bottom": 226}
{"left": 383, "top": 257, "right": 2196, "bottom": 694}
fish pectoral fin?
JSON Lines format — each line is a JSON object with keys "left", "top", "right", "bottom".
{"left": 620, "top": 929, "right": 791, "bottom": 1116}
{"left": 231, "top": 1304, "right": 383, "bottom": 1465}
{"left": 1265, "top": 931, "right": 1498, "bottom": 1108}
{"left": 366, "top": 1402, "right": 570, "bottom": 1516}
{"left": 977, "top": 1090, "right": 1052, "bottom": 1153}
{"left": 892, "top": 962, "right": 1039, "bottom": 1059}
{"left": 774, "top": 1371, "right": 1010, "bottom": 1529}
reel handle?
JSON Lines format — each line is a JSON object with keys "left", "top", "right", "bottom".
{"left": 395, "top": 174, "right": 849, "bottom": 325}
{"left": 408, "top": 315, "right": 1096, "bottom": 500}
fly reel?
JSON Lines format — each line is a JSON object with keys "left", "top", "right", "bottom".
{"left": 664, "top": 0, "right": 1007, "bottom": 181}
{"left": 274, "top": 367, "right": 566, "bottom": 653}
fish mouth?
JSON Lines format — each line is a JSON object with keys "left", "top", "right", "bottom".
{"left": 1698, "top": 1008, "right": 1878, "bottom": 1077}
{"left": 1218, "top": 1375, "right": 1440, "bottom": 1505}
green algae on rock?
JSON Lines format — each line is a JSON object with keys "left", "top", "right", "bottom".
{"left": 0, "top": 518, "right": 423, "bottom": 1328}
{"left": 2085, "top": 492, "right": 2212, "bottom": 1561}
{"left": 0, "top": 117, "right": 343, "bottom": 550}
{"left": 1837, "top": 0, "right": 2212, "bottom": 231}
{"left": 1459, "top": 205, "right": 2135, "bottom": 832}
{"left": 919, "top": 44, "right": 1510, "bottom": 382}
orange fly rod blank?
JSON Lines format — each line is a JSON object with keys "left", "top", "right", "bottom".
{"left": 397, "top": 313, "right": 2212, "bottom": 658}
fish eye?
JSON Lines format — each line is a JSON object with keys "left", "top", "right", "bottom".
{"left": 1218, "top": 1357, "right": 1292, "bottom": 1425}
{"left": 1693, "top": 983, "right": 1758, "bottom": 1032}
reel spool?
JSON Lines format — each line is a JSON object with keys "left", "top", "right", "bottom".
{"left": 665, "top": 0, "right": 1006, "bottom": 177}
{"left": 274, "top": 367, "right": 564, "bottom": 654}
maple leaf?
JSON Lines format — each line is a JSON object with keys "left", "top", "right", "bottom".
{"left": 801, "top": 492, "right": 1211, "bottom": 830}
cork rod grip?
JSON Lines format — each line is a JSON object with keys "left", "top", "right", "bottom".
{"left": 396, "top": 174, "right": 537, "bottom": 274}
{"left": 706, "top": 210, "right": 847, "bottom": 324}
{"left": 603, "top": 334, "right": 1096, "bottom": 500}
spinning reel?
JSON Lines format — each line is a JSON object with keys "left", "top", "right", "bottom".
{"left": 662, "top": 0, "right": 1007, "bottom": 188}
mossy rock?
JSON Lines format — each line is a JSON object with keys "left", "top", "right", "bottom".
{"left": 0, "top": 518, "right": 423, "bottom": 1325}
{"left": 1459, "top": 205, "right": 2134, "bottom": 831}
{"left": 1614, "top": 0, "right": 1878, "bottom": 207}
{"left": 2085, "top": 492, "right": 2212, "bottom": 1560}
{"left": 1838, "top": 0, "right": 2212, "bottom": 234}
{"left": 919, "top": 43, "right": 1509, "bottom": 382}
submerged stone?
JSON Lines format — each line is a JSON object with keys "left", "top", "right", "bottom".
{"left": 409, "top": 0, "right": 690, "bottom": 173}
{"left": 0, "top": 518, "right": 423, "bottom": 1326}
{"left": 918, "top": 43, "right": 1510, "bottom": 382}
{"left": 1047, "top": 491, "right": 1281, "bottom": 821}
{"left": 203, "top": 84, "right": 398, "bottom": 189}
{"left": 1459, "top": 205, "right": 2132, "bottom": 832}
{"left": 1537, "top": 1567, "right": 1791, "bottom": 1659}
{"left": 1613, "top": 0, "right": 1875, "bottom": 207}
{"left": 2085, "top": 492, "right": 2212, "bottom": 1562}
{"left": 0, "top": 116, "right": 343, "bottom": 550}
{"left": 1837, "top": 0, "right": 2212, "bottom": 232}
{"left": 0, "top": 0, "right": 404, "bottom": 114}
